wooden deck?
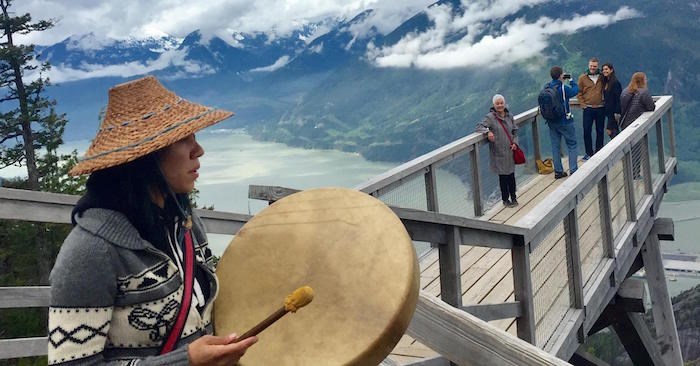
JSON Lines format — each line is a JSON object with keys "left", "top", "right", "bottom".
{"left": 388, "top": 154, "right": 648, "bottom": 364}
{"left": 1, "top": 96, "right": 677, "bottom": 366}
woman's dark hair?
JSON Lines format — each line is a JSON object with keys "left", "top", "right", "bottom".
{"left": 602, "top": 63, "right": 618, "bottom": 91}
{"left": 72, "top": 151, "right": 191, "bottom": 242}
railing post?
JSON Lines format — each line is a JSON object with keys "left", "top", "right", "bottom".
{"left": 470, "top": 146, "right": 483, "bottom": 217}
{"left": 439, "top": 226, "right": 463, "bottom": 308}
{"left": 656, "top": 120, "right": 666, "bottom": 174}
{"left": 425, "top": 164, "right": 439, "bottom": 213}
{"left": 532, "top": 116, "right": 542, "bottom": 162}
{"left": 564, "top": 208, "right": 584, "bottom": 310}
{"left": 598, "top": 176, "right": 615, "bottom": 258}
{"left": 622, "top": 150, "right": 637, "bottom": 222}
{"left": 641, "top": 134, "right": 653, "bottom": 195}
{"left": 667, "top": 109, "right": 676, "bottom": 158}
{"left": 512, "top": 238, "right": 536, "bottom": 344}
{"left": 425, "top": 165, "right": 440, "bottom": 249}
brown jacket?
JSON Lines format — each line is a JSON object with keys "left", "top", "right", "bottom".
{"left": 577, "top": 73, "right": 604, "bottom": 108}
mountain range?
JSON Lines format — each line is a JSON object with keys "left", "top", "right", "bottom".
{"left": 33, "top": 0, "right": 700, "bottom": 182}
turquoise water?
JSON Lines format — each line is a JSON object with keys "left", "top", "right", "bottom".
{"left": 193, "top": 128, "right": 396, "bottom": 255}
{"left": 657, "top": 200, "right": 700, "bottom": 297}
{"left": 2, "top": 128, "right": 698, "bottom": 295}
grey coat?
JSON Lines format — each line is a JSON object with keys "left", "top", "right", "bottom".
{"left": 620, "top": 87, "right": 655, "bottom": 129}
{"left": 476, "top": 109, "right": 519, "bottom": 175}
{"left": 48, "top": 208, "right": 218, "bottom": 366}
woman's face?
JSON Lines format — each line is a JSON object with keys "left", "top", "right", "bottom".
{"left": 602, "top": 65, "right": 612, "bottom": 77}
{"left": 493, "top": 98, "right": 506, "bottom": 113}
{"left": 158, "top": 134, "right": 204, "bottom": 194}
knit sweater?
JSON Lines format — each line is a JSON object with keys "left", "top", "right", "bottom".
{"left": 48, "top": 208, "right": 219, "bottom": 365}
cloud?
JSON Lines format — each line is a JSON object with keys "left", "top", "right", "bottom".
{"left": 368, "top": 4, "right": 642, "bottom": 69}
{"left": 250, "top": 55, "right": 291, "bottom": 72}
{"left": 36, "top": 48, "right": 215, "bottom": 83}
{"left": 13, "top": 0, "right": 433, "bottom": 46}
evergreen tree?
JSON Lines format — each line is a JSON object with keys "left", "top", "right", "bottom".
{"left": 0, "top": 0, "right": 58, "bottom": 191}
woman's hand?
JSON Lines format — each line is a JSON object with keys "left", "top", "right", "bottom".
{"left": 510, "top": 143, "right": 517, "bottom": 151}
{"left": 487, "top": 131, "right": 495, "bottom": 142}
{"left": 188, "top": 333, "right": 258, "bottom": 366}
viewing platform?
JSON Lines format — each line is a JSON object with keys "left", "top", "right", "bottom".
{"left": 0, "top": 96, "right": 683, "bottom": 365}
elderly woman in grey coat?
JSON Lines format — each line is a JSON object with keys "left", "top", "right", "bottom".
{"left": 476, "top": 94, "right": 519, "bottom": 207}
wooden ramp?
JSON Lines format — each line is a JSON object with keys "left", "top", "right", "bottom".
{"left": 387, "top": 157, "right": 574, "bottom": 363}
{"left": 0, "top": 96, "right": 681, "bottom": 366}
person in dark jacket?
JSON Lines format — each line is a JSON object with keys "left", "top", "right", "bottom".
{"left": 543, "top": 66, "right": 579, "bottom": 179}
{"left": 476, "top": 94, "right": 519, "bottom": 207}
{"left": 620, "top": 72, "right": 656, "bottom": 179}
{"left": 620, "top": 72, "right": 656, "bottom": 130}
{"left": 601, "top": 63, "right": 622, "bottom": 138}
{"left": 49, "top": 76, "right": 258, "bottom": 366}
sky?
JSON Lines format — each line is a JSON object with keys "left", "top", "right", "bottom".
{"left": 12, "top": 0, "right": 642, "bottom": 81}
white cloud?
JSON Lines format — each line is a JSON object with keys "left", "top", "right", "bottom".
{"left": 368, "top": 5, "right": 642, "bottom": 69}
{"left": 12, "top": 0, "right": 432, "bottom": 46}
{"left": 36, "top": 48, "right": 215, "bottom": 83}
{"left": 250, "top": 55, "right": 291, "bottom": 72}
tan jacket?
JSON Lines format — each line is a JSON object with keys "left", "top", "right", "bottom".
{"left": 577, "top": 73, "right": 604, "bottom": 108}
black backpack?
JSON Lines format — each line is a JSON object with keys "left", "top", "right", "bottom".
{"left": 538, "top": 82, "right": 566, "bottom": 121}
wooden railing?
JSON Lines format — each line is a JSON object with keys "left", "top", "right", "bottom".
{"left": 352, "top": 96, "right": 677, "bottom": 359}
{"left": 0, "top": 188, "right": 251, "bottom": 361}
{"left": 0, "top": 187, "right": 568, "bottom": 366}
{"left": 514, "top": 96, "right": 677, "bottom": 358}
{"left": 0, "top": 96, "right": 676, "bottom": 365}
{"left": 357, "top": 106, "right": 543, "bottom": 217}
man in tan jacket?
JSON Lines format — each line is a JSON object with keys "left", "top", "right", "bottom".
{"left": 577, "top": 57, "right": 605, "bottom": 160}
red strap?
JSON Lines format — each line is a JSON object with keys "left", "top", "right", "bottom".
{"left": 160, "top": 229, "right": 195, "bottom": 354}
{"left": 493, "top": 113, "right": 515, "bottom": 145}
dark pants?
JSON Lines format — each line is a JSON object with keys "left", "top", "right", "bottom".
{"left": 606, "top": 112, "right": 619, "bottom": 139}
{"left": 499, "top": 173, "right": 516, "bottom": 203}
{"left": 583, "top": 107, "right": 606, "bottom": 156}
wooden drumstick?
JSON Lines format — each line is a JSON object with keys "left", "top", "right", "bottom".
{"left": 237, "top": 286, "right": 314, "bottom": 341}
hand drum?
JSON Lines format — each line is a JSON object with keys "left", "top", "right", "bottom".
{"left": 214, "top": 187, "right": 419, "bottom": 365}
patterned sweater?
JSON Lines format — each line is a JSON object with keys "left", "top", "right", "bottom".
{"left": 48, "top": 208, "right": 219, "bottom": 365}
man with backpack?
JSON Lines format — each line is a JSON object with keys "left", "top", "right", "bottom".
{"left": 538, "top": 66, "right": 579, "bottom": 179}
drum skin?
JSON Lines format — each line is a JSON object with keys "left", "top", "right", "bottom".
{"left": 214, "top": 187, "right": 419, "bottom": 365}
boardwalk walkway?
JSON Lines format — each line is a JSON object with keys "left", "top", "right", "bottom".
{"left": 1, "top": 96, "right": 681, "bottom": 365}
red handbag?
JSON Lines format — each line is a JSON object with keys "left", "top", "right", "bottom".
{"left": 494, "top": 113, "right": 526, "bottom": 165}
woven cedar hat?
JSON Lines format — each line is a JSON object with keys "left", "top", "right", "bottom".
{"left": 69, "top": 75, "right": 233, "bottom": 176}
